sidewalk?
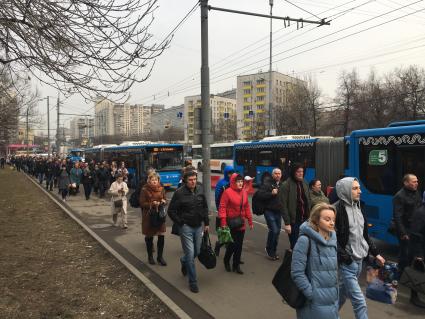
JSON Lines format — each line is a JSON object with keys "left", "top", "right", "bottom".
{"left": 0, "top": 168, "right": 177, "bottom": 319}
{"left": 45, "top": 174, "right": 425, "bottom": 318}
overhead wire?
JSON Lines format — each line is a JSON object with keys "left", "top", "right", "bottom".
{"left": 148, "top": 1, "right": 425, "bottom": 104}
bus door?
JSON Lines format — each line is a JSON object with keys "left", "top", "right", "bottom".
{"left": 396, "top": 145, "right": 425, "bottom": 194}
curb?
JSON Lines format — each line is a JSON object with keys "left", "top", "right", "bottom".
{"left": 24, "top": 174, "right": 191, "bottom": 319}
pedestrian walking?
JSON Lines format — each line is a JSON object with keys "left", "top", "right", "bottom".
{"left": 108, "top": 174, "right": 129, "bottom": 229}
{"left": 213, "top": 165, "right": 234, "bottom": 256}
{"left": 0, "top": 156, "right": 5, "bottom": 169}
{"left": 393, "top": 174, "right": 421, "bottom": 276}
{"left": 82, "top": 165, "right": 94, "bottom": 200}
{"left": 219, "top": 173, "right": 253, "bottom": 274}
{"left": 291, "top": 203, "right": 339, "bottom": 319}
{"left": 309, "top": 179, "right": 329, "bottom": 208}
{"left": 279, "top": 163, "right": 311, "bottom": 250}
{"left": 256, "top": 168, "right": 284, "bottom": 260}
{"left": 335, "top": 177, "right": 385, "bottom": 319}
{"left": 70, "top": 162, "right": 82, "bottom": 194}
{"left": 45, "top": 159, "right": 55, "bottom": 191}
{"left": 97, "top": 162, "right": 109, "bottom": 198}
{"left": 58, "top": 165, "right": 71, "bottom": 201}
{"left": 408, "top": 191, "right": 425, "bottom": 308}
{"left": 139, "top": 172, "right": 167, "bottom": 266}
{"left": 168, "top": 170, "right": 209, "bottom": 293}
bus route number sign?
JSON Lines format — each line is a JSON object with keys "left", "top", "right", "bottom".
{"left": 368, "top": 150, "right": 388, "bottom": 166}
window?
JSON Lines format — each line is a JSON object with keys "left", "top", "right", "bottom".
{"left": 192, "top": 147, "right": 202, "bottom": 159}
{"left": 243, "top": 89, "right": 251, "bottom": 94}
{"left": 257, "top": 96, "right": 265, "bottom": 101}
{"left": 257, "top": 79, "right": 265, "bottom": 85}
{"left": 359, "top": 144, "right": 396, "bottom": 195}
{"left": 257, "top": 87, "right": 265, "bottom": 93}
{"left": 243, "top": 81, "right": 251, "bottom": 86}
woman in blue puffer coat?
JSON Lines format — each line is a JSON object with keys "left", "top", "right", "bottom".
{"left": 291, "top": 203, "right": 339, "bottom": 319}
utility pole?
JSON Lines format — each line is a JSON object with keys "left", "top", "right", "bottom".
{"left": 47, "top": 96, "right": 50, "bottom": 157}
{"left": 56, "top": 95, "right": 60, "bottom": 154}
{"left": 200, "top": 0, "right": 211, "bottom": 203}
{"left": 268, "top": 0, "right": 274, "bottom": 137}
{"left": 26, "top": 107, "right": 29, "bottom": 156}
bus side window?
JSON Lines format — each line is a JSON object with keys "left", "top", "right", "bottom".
{"left": 397, "top": 146, "right": 425, "bottom": 194}
{"left": 360, "top": 144, "right": 396, "bottom": 195}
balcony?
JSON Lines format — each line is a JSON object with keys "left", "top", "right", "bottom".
{"left": 256, "top": 84, "right": 266, "bottom": 88}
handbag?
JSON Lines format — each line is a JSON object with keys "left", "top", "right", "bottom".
{"left": 114, "top": 199, "right": 123, "bottom": 208}
{"left": 226, "top": 193, "right": 244, "bottom": 230}
{"left": 149, "top": 208, "right": 166, "bottom": 228}
{"left": 198, "top": 232, "right": 217, "bottom": 269}
{"left": 272, "top": 235, "right": 311, "bottom": 309}
{"left": 171, "top": 223, "right": 180, "bottom": 236}
{"left": 400, "top": 260, "right": 425, "bottom": 294}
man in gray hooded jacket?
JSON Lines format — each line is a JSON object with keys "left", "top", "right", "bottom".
{"left": 334, "top": 177, "right": 385, "bottom": 319}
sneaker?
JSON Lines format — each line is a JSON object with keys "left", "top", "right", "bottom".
{"left": 189, "top": 284, "right": 199, "bottom": 293}
{"left": 123, "top": 225, "right": 128, "bottom": 229}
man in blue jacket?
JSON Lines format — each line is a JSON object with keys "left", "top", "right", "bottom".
{"left": 214, "top": 165, "right": 234, "bottom": 256}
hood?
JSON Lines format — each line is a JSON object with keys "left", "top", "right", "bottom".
{"left": 223, "top": 165, "right": 235, "bottom": 182}
{"left": 299, "top": 221, "right": 337, "bottom": 247}
{"left": 336, "top": 177, "right": 357, "bottom": 205}
{"left": 229, "top": 173, "right": 243, "bottom": 191}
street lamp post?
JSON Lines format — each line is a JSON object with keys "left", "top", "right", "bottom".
{"left": 224, "top": 112, "right": 229, "bottom": 142}
{"left": 268, "top": 0, "right": 274, "bottom": 137}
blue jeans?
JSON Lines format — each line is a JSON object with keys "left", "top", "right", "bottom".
{"left": 339, "top": 260, "right": 368, "bottom": 319}
{"left": 180, "top": 224, "right": 203, "bottom": 286}
{"left": 264, "top": 210, "right": 281, "bottom": 256}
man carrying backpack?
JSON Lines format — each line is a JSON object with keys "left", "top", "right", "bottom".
{"left": 256, "top": 168, "right": 283, "bottom": 260}
{"left": 214, "top": 165, "right": 234, "bottom": 256}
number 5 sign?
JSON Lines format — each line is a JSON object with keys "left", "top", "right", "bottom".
{"left": 369, "top": 150, "right": 388, "bottom": 166}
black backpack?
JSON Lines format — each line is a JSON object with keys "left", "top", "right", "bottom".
{"left": 252, "top": 191, "right": 265, "bottom": 216}
{"left": 129, "top": 184, "right": 142, "bottom": 208}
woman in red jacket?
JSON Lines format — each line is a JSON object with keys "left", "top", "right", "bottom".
{"left": 219, "top": 173, "right": 253, "bottom": 274}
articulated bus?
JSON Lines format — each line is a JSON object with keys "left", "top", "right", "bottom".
{"left": 192, "top": 142, "right": 235, "bottom": 173}
{"left": 85, "top": 142, "right": 184, "bottom": 188}
{"left": 233, "top": 121, "right": 425, "bottom": 245}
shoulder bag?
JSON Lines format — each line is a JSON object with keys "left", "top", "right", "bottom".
{"left": 226, "top": 193, "right": 244, "bottom": 230}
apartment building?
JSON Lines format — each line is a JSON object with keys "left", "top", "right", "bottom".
{"left": 236, "top": 71, "right": 302, "bottom": 140}
{"left": 70, "top": 117, "right": 94, "bottom": 141}
{"left": 184, "top": 94, "right": 236, "bottom": 143}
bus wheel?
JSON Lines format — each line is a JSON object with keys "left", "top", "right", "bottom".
{"left": 197, "top": 162, "right": 202, "bottom": 172}
{"left": 221, "top": 163, "right": 226, "bottom": 174}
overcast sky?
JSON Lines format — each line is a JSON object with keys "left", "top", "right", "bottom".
{"left": 34, "top": 0, "right": 425, "bottom": 133}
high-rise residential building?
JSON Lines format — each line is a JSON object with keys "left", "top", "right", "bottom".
{"left": 184, "top": 94, "right": 236, "bottom": 143}
{"left": 94, "top": 98, "right": 163, "bottom": 137}
{"left": 236, "top": 71, "right": 302, "bottom": 140}
{"left": 70, "top": 117, "right": 94, "bottom": 140}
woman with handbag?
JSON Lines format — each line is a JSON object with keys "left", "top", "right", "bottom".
{"left": 219, "top": 173, "right": 253, "bottom": 274}
{"left": 139, "top": 172, "right": 167, "bottom": 266}
{"left": 108, "top": 174, "right": 129, "bottom": 229}
{"left": 291, "top": 203, "right": 339, "bottom": 319}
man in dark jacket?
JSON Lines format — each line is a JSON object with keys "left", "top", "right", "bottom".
{"left": 256, "top": 168, "right": 283, "bottom": 260}
{"left": 168, "top": 170, "right": 209, "bottom": 294}
{"left": 335, "top": 177, "right": 385, "bottom": 319}
{"left": 408, "top": 191, "right": 425, "bottom": 308}
{"left": 393, "top": 174, "right": 421, "bottom": 275}
{"left": 279, "top": 163, "right": 311, "bottom": 249}
{"left": 97, "top": 162, "right": 110, "bottom": 198}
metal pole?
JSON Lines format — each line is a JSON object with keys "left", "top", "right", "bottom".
{"left": 47, "top": 96, "right": 50, "bottom": 157}
{"left": 200, "top": 0, "right": 211, "bottom": 205}
{"left": 56, "top": 96, "right": 60, "bottom": 154}
{"left": 26, "top": 107, "right": 29, "bottom": 156}
{"left": 268, "top": 0, "right": 273, "bottom": 136}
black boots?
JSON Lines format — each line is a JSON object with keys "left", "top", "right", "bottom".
{"left": 233, "top": 265, "right": 244, "bottom": 274}
{"left": 145, "top": 236, "right": 167, "bottom": 266}
{"left": 157, "top": 235, "right": 167, "bottom": 266}
{"left": 411, "top": 290, "right": 425, "bottom": 308}
{"left": 145, "top": 237, "right": 155, "bottom": 265}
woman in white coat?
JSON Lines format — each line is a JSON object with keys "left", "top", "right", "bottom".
{"left": 109, "top": 174, "right": 129, "bottom": 229}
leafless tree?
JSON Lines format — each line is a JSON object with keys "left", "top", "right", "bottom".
{"left": 335, "top": 69, "right": 360, "bottom": 136}
{"left": 1, "top": 0, "right": 168, "bottom": 99}
{"left": 212, "top": 118, "right": 237, "bottom": 142}
{"left": 0, "top": 67, "right": 39, "bottom": 152}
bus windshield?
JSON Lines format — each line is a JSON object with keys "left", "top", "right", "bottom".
{"left": 147, "top": 149, "right": 183, "bottom": 171}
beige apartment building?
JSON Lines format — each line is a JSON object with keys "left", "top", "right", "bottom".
{"left": 184, "top": 94, "right": 236, "bottom": 143}
{"left": 94, "top": 98, "right": 164, "bottom": 137}
{"left": 236, "top": 71, "right": 302, "bottom": 140}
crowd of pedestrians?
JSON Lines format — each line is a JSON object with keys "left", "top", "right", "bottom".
{"left": 5, "top": 154, "right": 425, "bottom": 316}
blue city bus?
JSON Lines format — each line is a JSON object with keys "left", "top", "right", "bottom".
{"left": 67, "top": 148, "right": 85, "bottom": 163}
{"left": 86, "top": 142, "right": 184, "bottom": 188}
{"left": 234, "top": 121, "right": 425, "bottom": 245}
